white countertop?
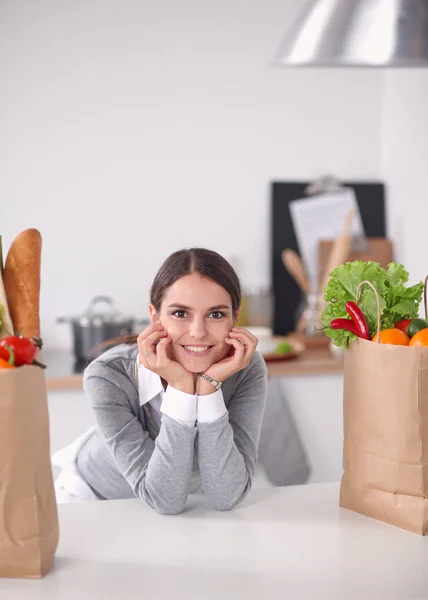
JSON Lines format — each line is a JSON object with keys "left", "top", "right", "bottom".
{"left": 2, "top": 482, "right": 428, "bottom": 600}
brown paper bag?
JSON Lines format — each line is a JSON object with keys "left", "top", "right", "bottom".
{"left": 340, "top": 336, "right": 428, "bottom": 534}
{"left": 0, "top": 366, "right": 59, "bottom": 578}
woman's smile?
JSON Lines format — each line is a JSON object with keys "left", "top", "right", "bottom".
{"left": 180, "top": 344, "right": 214, "bottom": 357}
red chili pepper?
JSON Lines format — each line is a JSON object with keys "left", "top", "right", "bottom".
{"left": 330, "top": 318, "right": 360, "bottom": 336}
{"left": 345, "top": 301, "right": 370, "bottom": 340}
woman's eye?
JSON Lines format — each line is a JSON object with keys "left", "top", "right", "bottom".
{"left": 209, "top": 311, "right": 225, "bottom": 319}
{"left": 172, "top": 310, "right": 187, "bottom": 318}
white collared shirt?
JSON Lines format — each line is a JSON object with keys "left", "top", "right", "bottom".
{"left": 137, "top": 362, "right": 227, "bottom": 428}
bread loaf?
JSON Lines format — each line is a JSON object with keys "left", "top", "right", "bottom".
{"left": 0, "top": 270, "right": 14, "bottom": 338}
{"left": 3, "top": 229, "right": 42, "bottom": 338}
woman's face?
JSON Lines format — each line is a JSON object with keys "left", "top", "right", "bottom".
{"left": 149, "top": 273, "right": 236, "bottom": 374}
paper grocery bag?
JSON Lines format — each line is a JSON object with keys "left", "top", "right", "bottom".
{"left": 0, "top": 366, "right": 59, "bottom": 578}
{"left": 340, "top": 337, "right": 428, "bottom": 535}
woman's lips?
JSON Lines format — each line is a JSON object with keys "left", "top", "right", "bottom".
{"left": 180, "top": 345, "right": 213, "bottom": 357}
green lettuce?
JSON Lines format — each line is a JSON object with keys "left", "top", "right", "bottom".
{"left": 321, "top": 261, "right": 424, "bottom": 349}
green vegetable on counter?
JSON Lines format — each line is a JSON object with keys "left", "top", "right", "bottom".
{"left": 321, "top": 261, "right": 424, "bottom": 350}
{"left": 275, "top": 341, "right": 293, "bottom": 355}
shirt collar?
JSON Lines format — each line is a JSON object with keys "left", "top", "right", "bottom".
{"left": 137, "top": 360, "right": 164, "bottom": 406}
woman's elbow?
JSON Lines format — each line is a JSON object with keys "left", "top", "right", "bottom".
{"left": 136, "top": 484, "right": 186, "bottom": 515}
{"left": 139, "top": 495, "right": 186, "bottom": 515}
{"left": 209, "top": 488, "right": 250, "bottom": 512}
{"left": 142, "top": 498, "right": 186, "bottom": 515}
{"left": 211, "top": 500, "right": 238, "bottom": 512}
{"left": 154, "top": 503, "right": 186, "bottom": 516}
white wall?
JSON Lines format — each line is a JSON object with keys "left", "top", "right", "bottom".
{"left": 0, "top": 0, "right": 384, "bottom": 349}
{"left": 381, "top": 71, "right": 428, "bottom": 288}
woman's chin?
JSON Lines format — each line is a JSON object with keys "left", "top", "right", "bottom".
{"left": 173, "top": 345, "right": 228, "bottom": 373}
{"left": 180, "top": 356, "right": 213, "bottom": 373}
{"left": 175, "top": 349, "right": 218, "bottom": 373}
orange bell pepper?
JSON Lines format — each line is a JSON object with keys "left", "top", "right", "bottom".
{"left": 0, "top": 357, "right": 15, "bottom": 369}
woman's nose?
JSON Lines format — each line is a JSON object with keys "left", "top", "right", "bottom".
{"left": 189, "top": 318, "right": 207, "bottom": 339}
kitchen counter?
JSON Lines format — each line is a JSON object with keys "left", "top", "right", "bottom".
{"left": 2, "top": 482, "right": 427, "bottom": 599}
{"left": 43, "top": 346, "right": 344, "bottom": 391}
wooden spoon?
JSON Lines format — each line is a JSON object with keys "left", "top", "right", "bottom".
{"left": 315, "top": 208, "right": 355, "bottom": 329}
{"left": 281, "top": 249, "right": 311, "bottom": 295}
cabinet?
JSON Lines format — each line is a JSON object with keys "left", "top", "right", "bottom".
{"left": 47, "top": 389, "right": 95, "bottom": 478}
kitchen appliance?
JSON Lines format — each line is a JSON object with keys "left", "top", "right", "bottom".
{"left": 57, "top": 296, "right": 148, "bottom": 363}
{"left": 273, "top": 0, "right": 428, "bottom": 68}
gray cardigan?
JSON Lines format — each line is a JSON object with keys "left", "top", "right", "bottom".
{"left": 76, "top": 343, "right": 268, "bottom": 514}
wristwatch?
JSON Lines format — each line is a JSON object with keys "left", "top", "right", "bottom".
{"left": 199, "top": 372, "right": 223, "bottom": 390}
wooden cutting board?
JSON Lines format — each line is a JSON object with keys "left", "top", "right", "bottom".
{"left": 318, "top": 237, "right": 393, "bottom": 290}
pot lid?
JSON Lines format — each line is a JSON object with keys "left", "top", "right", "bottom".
{"left": 59, "top": 296, "right": 134, "bottom": 326}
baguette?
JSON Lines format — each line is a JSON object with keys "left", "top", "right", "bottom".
{"left": 0, "top": 236, "right": 13, "bottom": 337}
{"left": 0, "top": 269, "right": 14, "bottom": 338}
{"left": 3, "top": 229, "right": 42, "bottom": 338}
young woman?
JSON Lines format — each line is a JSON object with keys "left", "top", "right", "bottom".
{"left": 53, "top": 248, "right": 268, "bottom": 514}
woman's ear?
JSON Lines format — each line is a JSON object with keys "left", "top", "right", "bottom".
{"left": 234, "top": 307, "right": 240, "bottom": 324}
{"left": 148, "top": 304, "right": 159, "bottom": 324}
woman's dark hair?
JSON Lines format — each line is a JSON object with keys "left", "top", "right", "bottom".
{"left": 150, "top": 248, "right": 241, "bottom": 315}
{"left": 88, "top": 248, "right": 241, "bottom": 361}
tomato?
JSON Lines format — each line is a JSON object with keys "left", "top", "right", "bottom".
{"left": 409, "top": 329, "right": 428, "bottom": 347}
{"left": 394, "top": 319, "right": 413, "bottom": 334}
{"left": 372, "top": 329, "right": 410, "bottom": 346}
{"left": 0, "top": 336, "right": 37, "bottom": 366}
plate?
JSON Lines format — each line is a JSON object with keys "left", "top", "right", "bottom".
{"left": 261, "top": 336, "right": 306, "bottom": 363}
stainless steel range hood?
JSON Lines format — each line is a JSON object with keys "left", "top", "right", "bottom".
{"left": 273, "top": 0, "right": 428, "bottom": 68}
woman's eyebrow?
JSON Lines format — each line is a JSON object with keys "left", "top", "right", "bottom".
{"left": 167, "top": 304, "right": 230, "bottom": 311}
{"left": 167, "top": 304, "right": 191, "bottom": 310}
{"left": 208, "top": 305, "right": 230, "bottom": 311}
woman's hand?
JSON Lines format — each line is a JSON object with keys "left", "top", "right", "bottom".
{"left": 197, "top": 327, "right": 258, "bottom": 394}
{"left": 138, "top": 323, "right": 194, "bottom": 394}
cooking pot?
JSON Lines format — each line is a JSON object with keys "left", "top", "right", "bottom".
{"left": 57, "top": 296, "right": 148, "bottom": 362}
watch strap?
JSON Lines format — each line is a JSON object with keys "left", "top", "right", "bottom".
{"left": 199, "top": 372, "right": 223, "bottom": 390}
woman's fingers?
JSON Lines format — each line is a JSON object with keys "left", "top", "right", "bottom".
{"left": 231, "top": 326, "right": 258, "bottom": 341}
{"left": 139, "top": 330, "right": 167, "bottom": 351}
{"left": 225, "top": 337, "right": 246, "bottom": 361}
{"left": 138, "top": 326, "right": 167, "bottom": 363}
{"left": 137, "top": 322, "right": 164, "bottom": 343}
{"left": 155, "top": 336, "right": 171, "bottom": 362}
{"left": 229, "top": 329, "right": 258, "bottom": 349}
{"left": 227, "top": 331, "right": 257, "bottom": 367}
